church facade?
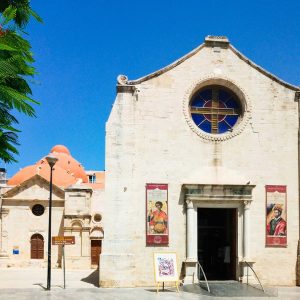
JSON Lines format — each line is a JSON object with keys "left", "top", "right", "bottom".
{"left": 0, "top": 145, "right": 104, "bottom": 269}
{"left": 1, "top": 35, "right": 300, "bottom": 288}
{"left": 100, "top": 36, "right": 300, "bottom": 287}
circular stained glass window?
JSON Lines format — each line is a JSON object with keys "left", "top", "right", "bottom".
{"left": 32, "top": 204, "right": 45, "bottom": 216}
{"left": 190, "top": 85, "right": 242, "bottom": 134}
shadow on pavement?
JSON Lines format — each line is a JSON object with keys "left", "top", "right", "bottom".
{"left": 81, "top": 269, "right": 99, "bottom": 287}
{"left": 145, "top": 288, "right": 177, "bottom": 293}
{"left": 33, "top": 283, "right": 47, "bottom": 290}
{"left": 182, "top": 281, "right": 274, "bottom": 297}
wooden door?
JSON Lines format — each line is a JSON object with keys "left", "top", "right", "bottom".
{"left": 31, "top": 234, "right": 44, "bottom": 259}
{"left": 91, "top": 240, "right": 102, "bottom": 267}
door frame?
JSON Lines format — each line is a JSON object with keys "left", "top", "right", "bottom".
{"left": 194, "top": 202, "right": 242, "bottom": 280}
{"left": 197, "top": 207, "right": 238, "bottom": 280}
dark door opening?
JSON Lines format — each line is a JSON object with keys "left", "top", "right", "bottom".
{"left": 197, "top": 208, "right": 237, "bottom": 280}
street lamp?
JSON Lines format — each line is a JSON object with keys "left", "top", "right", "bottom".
{"left": 45, "top": 155, "right": 58, "bottom": 291}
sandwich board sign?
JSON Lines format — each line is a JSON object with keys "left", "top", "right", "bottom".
{"left": 153, "top": 252, "right": 179, "bottom": 293}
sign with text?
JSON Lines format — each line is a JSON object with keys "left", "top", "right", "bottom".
{"left": 52, "top": 236, "right": 75, "bottom": 245}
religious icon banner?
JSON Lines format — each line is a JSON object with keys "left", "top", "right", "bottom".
{"left": 146, "top": 183, "right": 168, "bottom": 245}
{"left": 266, "top": 185, "right": 287, "bottom": 247}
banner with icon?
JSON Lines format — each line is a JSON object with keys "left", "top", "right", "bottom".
{"left": 146, "top": 184, "right": 168, "bottom": 245}
{"left": 266, "top": 185, "right": 287, "bottom": 247}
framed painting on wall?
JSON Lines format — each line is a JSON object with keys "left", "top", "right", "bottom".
{"left": 146, "top": 184, "right": 168, "bottom": 245}
{"left": 266, "top": 185, "right": 287, "bottom": 247}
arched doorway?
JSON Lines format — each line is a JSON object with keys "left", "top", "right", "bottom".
{"left": 90, "top": 227, "right": 104, "bottom": 268}
{"left": 30, "top": 234, "right": 44, "bottom": 259}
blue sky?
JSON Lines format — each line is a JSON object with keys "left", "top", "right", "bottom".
{"left": 3, "top": 0, "right": 300, "bottom": 177}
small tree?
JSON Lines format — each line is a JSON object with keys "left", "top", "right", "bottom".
{"left": 0, "top": 2, "right": 41, "bottom": 163}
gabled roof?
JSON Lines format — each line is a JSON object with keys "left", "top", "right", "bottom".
{"left": 117, "top": 36, "right": 299, "bottom": 91}
{"left": 3, "top": 174, "right": 65, "bottom": 199}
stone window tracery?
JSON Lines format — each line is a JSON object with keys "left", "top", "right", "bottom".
{"left": 190, "top": 85, "right": 242, "bottom": 134}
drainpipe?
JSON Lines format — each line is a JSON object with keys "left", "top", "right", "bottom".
{"left": 296, "top": 90, "right": 300, "bottom": 286}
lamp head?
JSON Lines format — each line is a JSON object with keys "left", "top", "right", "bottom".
{"left": 45, "top": 155, "right": 58, "bottom": 168}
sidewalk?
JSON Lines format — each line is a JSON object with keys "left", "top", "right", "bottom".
{"left": 0, "top": 268, "right": 300, "bottom": 300}
{"left": 0, "top": 267, "right": 99, "bottom": 289}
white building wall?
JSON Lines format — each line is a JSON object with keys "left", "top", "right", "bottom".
{"left": 101, "top": 39, "right": 299, "bottom": 286}
{"left": 1, "top": 200, "right": 64, "bottom": 267}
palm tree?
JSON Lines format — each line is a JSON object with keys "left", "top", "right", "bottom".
{"left": 0, "top": 0, "right": 42, "bottom": 28}
{"left": 0, "top": 3, "right": 41, "bottom": 163}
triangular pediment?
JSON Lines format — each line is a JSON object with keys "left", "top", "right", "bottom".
{"left": 3, "top": 174, "right": 64, "bottom": 201}
{"left": 117, "top": 36, "right": 299, "bottom": 92}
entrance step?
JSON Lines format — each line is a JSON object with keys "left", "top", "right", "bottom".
{"left": 182, "top": 281, "right": 276, "bottom": 297}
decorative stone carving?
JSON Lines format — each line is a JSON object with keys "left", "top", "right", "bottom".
{"left": 243, "top": 200, "right": 251, "bottom": 209}
{"left": 185, "top": 199, "right": 194, "bottom": 209}
{"left": 117, "top": 75, "right": 129, "bottom": 85}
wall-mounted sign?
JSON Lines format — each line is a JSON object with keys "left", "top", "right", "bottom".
{"left": 13, "top": 246, "right": 19, "bottom": 255}
{"left": 146, "top": 184, "right": 168, "bottom": 245}
{"left": 52, "top": 236, "right": 75, "bottom": 245}
{"left": 266, "top": 185, "right": 287, "bottom": 247}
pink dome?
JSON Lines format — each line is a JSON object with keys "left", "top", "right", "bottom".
{"left": 8, "top": 145, "right": 88, "bottom": 186}
{"left": 50, "top": 145, "right": 70, "bottom": 155}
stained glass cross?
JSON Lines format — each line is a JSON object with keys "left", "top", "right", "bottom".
{"left": 190, "top": 88, "right": 239, "bottom": 134}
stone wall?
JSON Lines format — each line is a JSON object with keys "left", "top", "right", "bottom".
{"left": 101, "top": 38, "right": 299, "bottom": 286}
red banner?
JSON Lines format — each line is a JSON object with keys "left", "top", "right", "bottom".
{"left": 265, "top": 185, "right": 287, "bottom": 247}
{"left": 146, "top": 184, "right": 168, "bottom": 245}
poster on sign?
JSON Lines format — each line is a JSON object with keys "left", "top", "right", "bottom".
{"left": 266, "top": 185, "right": 287, "bottom": 247}
{"left": 146, "top": 184, "right": 168, "bottom": 245}
{"left": 153, "top": 252, "right": 179, "bottom": 282}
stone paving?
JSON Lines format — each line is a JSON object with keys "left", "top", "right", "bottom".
{"left": 0, "top": 268, "right": 300, "bottom": 300}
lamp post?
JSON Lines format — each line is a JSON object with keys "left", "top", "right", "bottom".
{"left": 45, "top": 155, "right": 58, "bottom": 291}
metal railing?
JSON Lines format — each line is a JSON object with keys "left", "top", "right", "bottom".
{"left": 196, "top": 261, "right": 210, "bottom": 293}
{"left": 244, "top": 261, "right": 265, "bottom": 293}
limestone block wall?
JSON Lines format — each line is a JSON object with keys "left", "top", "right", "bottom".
{"left": 101, "top": 41, "right": 299, "bottom": 286}
{"left": 1, "top": 200, "right": 64, "bottom": 267}
{"left": 65, "top": 189, "right": 91, "bottom": 215}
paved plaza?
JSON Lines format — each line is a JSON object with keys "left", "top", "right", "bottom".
{"left": 0, "top": 268, "right": 300, "bottom": 300}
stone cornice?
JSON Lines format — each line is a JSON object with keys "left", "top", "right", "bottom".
{"left": 183, "top": 184, "right": 255, "bottom": 202}
{"left": 229, "top": 45, "right": 299, "bottom": 91}
{"left": 116, "top": 44, "right": 206, "bottom": 86}
{"left": 2, "top": 174, "right": 65, "bottom": 198}
{"left": 115, "top": 36, "right": 299, "bottom": 92}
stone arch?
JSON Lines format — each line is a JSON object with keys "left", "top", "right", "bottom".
{"left": 71, "top": 219, "right": 83, "bottom": 230}
{"left": 90, "top": 226, "right": 104, "bottom": 239}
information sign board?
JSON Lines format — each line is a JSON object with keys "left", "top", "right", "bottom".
{"left": 52, "top": 236, "right": 75, "bottom": 245}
